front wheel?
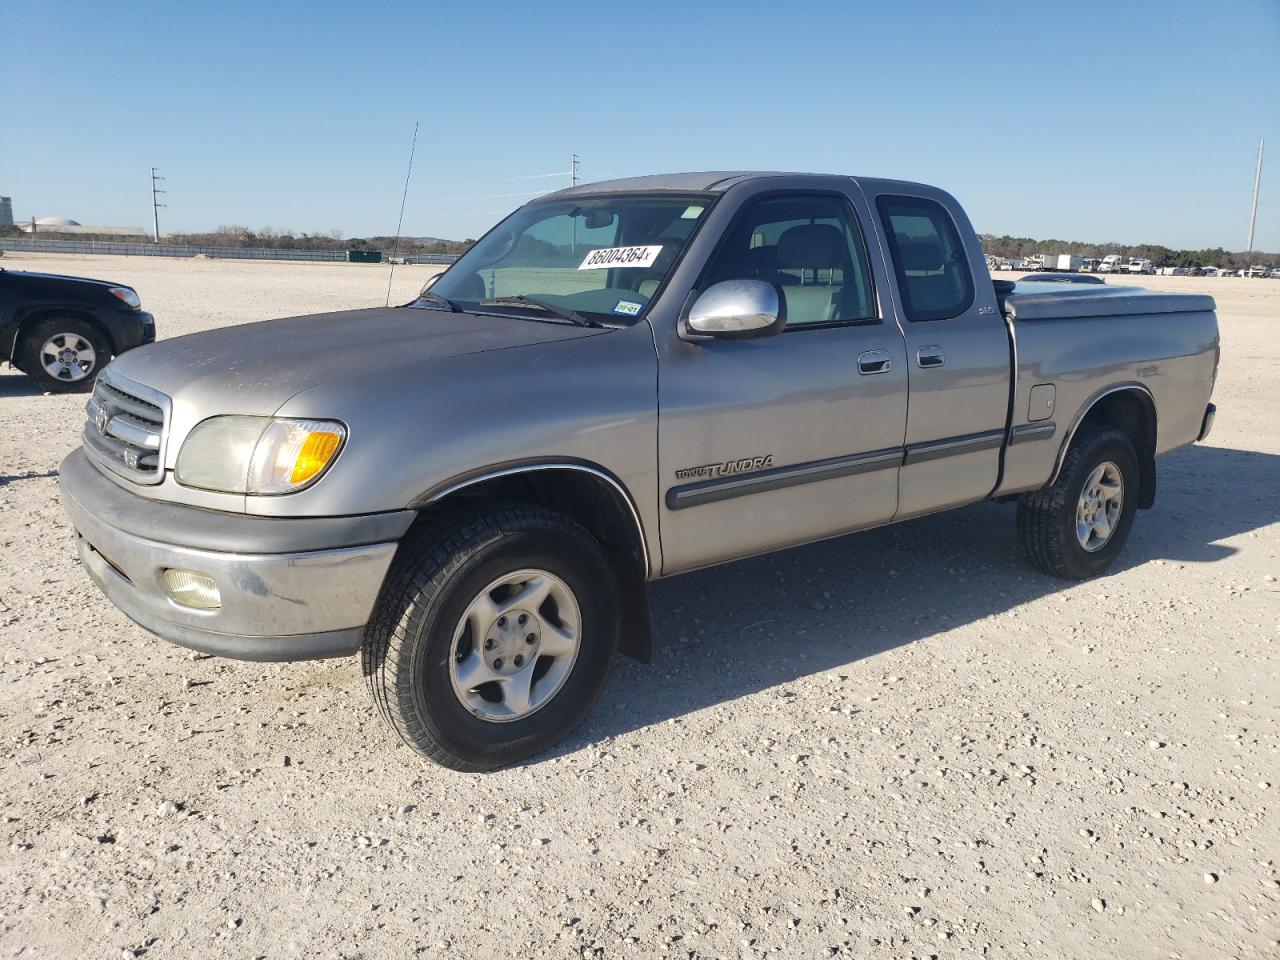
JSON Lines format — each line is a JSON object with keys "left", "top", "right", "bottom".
{"left": 1017, "top": 424, "right": 1139, "bottom": 579}
{"left": 362, "top": 504, "right": 620, "bottom": 771}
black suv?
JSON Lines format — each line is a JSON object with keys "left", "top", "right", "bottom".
{"left": 1, "top": 268, "right": 155, "bottom": 392}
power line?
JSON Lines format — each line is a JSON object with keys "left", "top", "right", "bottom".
{"left": 413, "top": 187, "right": 556, "bottom": 203}
{"left": 430, "top": 170, "right": 571, "bottom": 186}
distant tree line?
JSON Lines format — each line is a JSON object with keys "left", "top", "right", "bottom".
{"left": 4, "top": 219, "right": 1273, "bottom": 268}
{"left": 980, "top": 234, "right": 1278, "bottom": 270}
{"left": 0, "top": 223, "right": 476, "bottom": 256}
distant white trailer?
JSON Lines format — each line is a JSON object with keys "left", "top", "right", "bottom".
{"left": 1124, "top": 258, "right": 1155, "bottom": 275}
{"left": 1041, "top": 254, "right": 1083, "bottom": 272}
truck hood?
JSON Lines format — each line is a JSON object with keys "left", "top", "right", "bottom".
{"left": 107, "top": 305, "right": 607, "bottom": 415}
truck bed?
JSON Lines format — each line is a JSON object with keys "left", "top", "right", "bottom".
{"left": 998, "top": 282, "right": 1216, "bottom": 321}
{"left": 994, "top": 278, "right": 1219, "bottom": 500}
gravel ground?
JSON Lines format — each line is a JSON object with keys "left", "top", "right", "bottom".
{"left": 1, "top": 255, "right": 1277, "bottom": 959}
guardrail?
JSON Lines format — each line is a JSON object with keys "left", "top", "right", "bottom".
{"left": 0, "top": 237, "right": 459, "bottom": 265}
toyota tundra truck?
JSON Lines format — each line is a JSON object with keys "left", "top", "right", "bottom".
{"left": 58, "top": 172, "right": 1220, "bottom": 770}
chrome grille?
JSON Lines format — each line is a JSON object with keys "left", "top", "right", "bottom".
{"left": 83, "top": 373, "right": 170, "bottom": 484}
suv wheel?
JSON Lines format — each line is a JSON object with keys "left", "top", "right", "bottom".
{"left": 16, "top": 317, "right": 112, "bottom": 393}
{"left": 362, "top": 503, "right": 620, "bottom": 771}
{"left": 1017, "top": 424, "right": 1139, "bottom": 579}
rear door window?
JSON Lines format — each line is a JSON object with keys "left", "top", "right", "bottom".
{"left": 876, "top": 195, "right": 975, "bottom": 322}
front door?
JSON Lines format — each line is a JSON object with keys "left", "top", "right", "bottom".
{"left": 656, "top": 190, "right": 909, "bottom": 574}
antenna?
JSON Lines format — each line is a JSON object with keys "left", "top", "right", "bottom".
{"left": 1247, "top": 136, "right": 1264, "bottom": 258}
{"left": 150, "top": 167, "right": 166, "bottom": 243}
{"left": 385, "top": 121, "right": 420, "bottom": 307}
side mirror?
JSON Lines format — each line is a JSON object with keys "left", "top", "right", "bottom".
{"left": 682, "top": 279, "right": 786, "bottom": 341}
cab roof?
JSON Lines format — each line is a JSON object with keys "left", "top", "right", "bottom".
{"left": 545, "top": 171, "right": 937, "bottom": 200}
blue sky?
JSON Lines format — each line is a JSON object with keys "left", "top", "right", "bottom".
{"left": 3, "top": 0, "right": 1278, "bottom": 249}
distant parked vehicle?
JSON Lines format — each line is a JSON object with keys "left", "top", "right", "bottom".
{"left": 1018, "top": 272, "right": 1106, "bottom": 285}
{"left": 1, "top": 269, "right": 155, "bottom": 393}
{"left": 1247, "top": 265, "right": 1270, "bottom": 278}
{"left": 1040, "top": 254, "right": 1083, "bottom": 272}
{"left": 1098, "top": 255, "right": 1124, "bottom": 274}
{"left": 1081, "top": 258, "right": 1099, "bottom": 272}
{"left": 1269, "top": 268, "right": 1280, "bottom": 279}
{"left": 1124, "top": 258, "right": 1155, "bottom": 275}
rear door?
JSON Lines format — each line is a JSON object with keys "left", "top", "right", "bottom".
{"left": 872, "top": 192, "right": 1011, "bottom": 518}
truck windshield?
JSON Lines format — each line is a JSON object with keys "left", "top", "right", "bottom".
{"left": 421, "top": 194, "right": 712, "bottom": 324}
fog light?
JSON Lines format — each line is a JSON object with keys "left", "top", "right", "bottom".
{"left": 162, "top": 568, "right": 221, "bottom": 610}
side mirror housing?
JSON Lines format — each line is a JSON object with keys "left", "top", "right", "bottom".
{"left": 681, "top": 279, "right": 786, "bottom": 341}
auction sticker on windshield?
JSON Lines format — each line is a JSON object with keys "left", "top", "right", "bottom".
{"left": 578, "top": 245, "right": 663, "bottom": 270}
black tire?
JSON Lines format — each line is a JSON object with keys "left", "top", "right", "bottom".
{"left": 15, "top": 316, "right": 112, "bottom": 394}
{"left": 362, "top": 503, "right": 620, "bottom": 771}
{"left": 1017, "top": 424, "right": 1139, "bottom": 579}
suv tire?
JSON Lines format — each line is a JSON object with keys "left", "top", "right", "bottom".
{"left": 16, "top": 316, "right": 112, "bottom": 394}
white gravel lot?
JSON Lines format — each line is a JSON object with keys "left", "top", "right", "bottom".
{"left": 1, "top": 255, "right": 1277, "bottom": 959}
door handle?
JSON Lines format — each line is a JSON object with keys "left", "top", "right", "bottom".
{"left": 916, "top": 345, "right": 945, "bottom": 368}
{"left": 858, "top": 350, "right": 892, "bottom": 375}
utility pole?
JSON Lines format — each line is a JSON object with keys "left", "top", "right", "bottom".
{"left": 1246, "top": 137, "right": 1264, "bottom": 259}
{"left": 570, "top": 153, "right": 580, "bottom": 251}
{"left": 150, "top": 167, "right": 166, "bottom": 243}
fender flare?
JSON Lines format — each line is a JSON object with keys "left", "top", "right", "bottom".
{"left": 1049, "top": 382, "right": 1157, "bottom": 494}
{"left": 418, "top": 460, "right": 655, "bottom": 663}
{"left": 417, "top": 459, "right": 651, "bottom": 579}
{"left": 7, "top": 302, "right": 118, "bottom": 359}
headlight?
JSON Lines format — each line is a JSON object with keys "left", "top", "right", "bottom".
{"left": 109, "top": 286, "right": 141, "bottom": 309}
{"left": 176, "top": 416, "right": 346, "bottom": 494}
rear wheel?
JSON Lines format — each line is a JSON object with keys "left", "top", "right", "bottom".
{"left": 16, "top": 317, "right": 112, "bottom": 393}
{"left": 362, "top": 504, "right": 620, "bottom": 771}
{"left": 1017, "top": 424, "right": 1139, "bottom": 579}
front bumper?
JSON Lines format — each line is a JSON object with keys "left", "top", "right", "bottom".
{"left": 59, "top": 449, "right": 415, "bottom": 661}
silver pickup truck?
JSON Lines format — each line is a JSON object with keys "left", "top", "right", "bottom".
{"left": 59, "top": 172, "right": 1219, "bottom": 770}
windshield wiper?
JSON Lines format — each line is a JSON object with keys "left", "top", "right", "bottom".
{"left": 414, "top": 291, "right": 461, "bottom": 312}
{"left": 481, "top": 295, "right": 600, "bottom": 328}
